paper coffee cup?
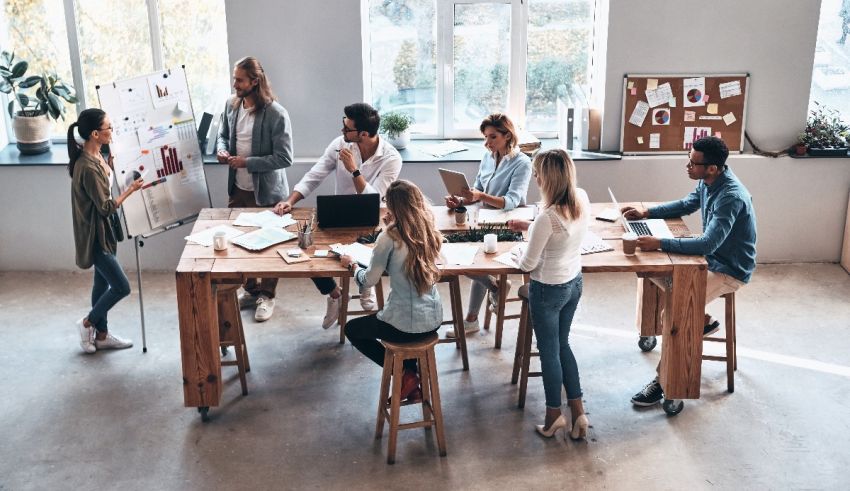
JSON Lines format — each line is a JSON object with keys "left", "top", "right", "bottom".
{"left": 622, "top": 232, "right": 637, "bottom": 256}
{"left": 213, "top": 230, "right": 228, "bottom": 251}
{"left": 483, "top": 233, "right": 498, "bottom": 253}
{"left": 454, "top": 206, "right": 467, "bottom": 225}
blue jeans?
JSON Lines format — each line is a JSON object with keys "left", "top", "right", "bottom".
{"left": 528, "top": 275, "right": 583, "bottom": 408}
{"left": 88, "top": 244, "right": 131, "bottom": 333}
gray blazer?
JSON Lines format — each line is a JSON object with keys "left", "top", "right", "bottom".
{"left": 216, "top": 98, "right": 293, "bottom": 206}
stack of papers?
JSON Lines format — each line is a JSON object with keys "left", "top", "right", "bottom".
{"left": 185, "top": 225, "right": 244, "bottom": 247}
{"left": 439, "top": 243, "right": 480, "bottom": 266}
{"left": 493, "top": 244, "right": 526, "bottom": 268}
{"left": 231, "top": 228, "right": 296, "bottom": 251}
{"left": 233, "top": 210, "right": 297, "bottom": 228}
{"left": 518, "top": 130, "right": 541, "bottom": 155}
{"left": 580, "top": 231, "right": 614, "bottom": 255}
{"left": 329, "top": 242, "right": 374, "bottom": 267}
{"left": 418, "top": 140, "right": 469, "bottom": 158}
{"left": 478, "top": 206, "right": 536, "bottom": 226}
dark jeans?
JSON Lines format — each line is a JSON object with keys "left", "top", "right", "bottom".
{"left": 344, "top": 314, "right": 438, "bottom": 371}
{"left": 229, "top": 187, "right": 279, "bottom": 298}
{"left": 312, "top": 277, "right": 337, "bottom": 295}
{"left": 88, "top": 244, "right": 131, "bottom": 333}
{"left": 528, "top": 275, "right": 583, "bottom": 408}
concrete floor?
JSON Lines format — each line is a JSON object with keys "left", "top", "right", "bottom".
{"left": 0, "top": 264, "right": 848, "bottom": 490}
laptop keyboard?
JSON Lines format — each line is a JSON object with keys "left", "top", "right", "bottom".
{"left": 629, "top": 221, "right": 652, "bottom": 237}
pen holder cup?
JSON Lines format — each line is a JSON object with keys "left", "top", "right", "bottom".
{"left": 297, "top": 230, "right": 314, "bottom": 249}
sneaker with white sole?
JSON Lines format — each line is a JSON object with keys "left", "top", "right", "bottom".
{"left": 322, "top": 295, "right": 340, "bottom": 329}
{"left": 446, "top": 319, "right": 480, "bottom": 339}
{"left": 238, "top": 291, "right": 259, "bottom": 310}
{"left": 631, "top": 378, "right": 663, "bottom": 407}
{"left": 254, "top": 295, "right": 275, "bottom": 322}
{"left": 76, "top": 318, "right": 96, "bottom": 354}
{"left": 94, "top": 332, "right": 133, "bottom": 350}
{"left": 359, "top": 286, "right": 378, "bottom": 311}
{"left": 487, "top": 279, "right": 512, "bottom": 313}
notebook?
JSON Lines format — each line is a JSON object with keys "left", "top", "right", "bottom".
{"left": 607, "top": 187, "right": 674, "bottom": 238}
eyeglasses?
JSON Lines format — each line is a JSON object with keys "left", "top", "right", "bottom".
{"left": 341, "top": 117, "right": 358, "bottom": 134}
{"left": 686, "top": 159, "right": 711, "bottom": 168}
{"left": 98, "top": 126, "right": 113, "bottom": 132}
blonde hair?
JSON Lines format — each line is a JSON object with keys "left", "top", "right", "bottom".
{"left": 232, "top": 56, "right": 276, "bottom": 110}
{"left": 384, "top": 180, "right": 443, "bottom": 295}
{"left": 533, "top": 149, "right": 583, "bottom": 220}
{"left": 479, "top": 113, "right": 518, "bottom": 151}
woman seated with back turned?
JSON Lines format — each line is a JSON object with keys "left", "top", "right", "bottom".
{"left": 342, "top": 180, "right": 444, "bottom": 401}
{"left": 444, "top": 113, "right": 531, "bottom": 339}
{"left": 507, "top": 149, "right": 590, "bottom": 440}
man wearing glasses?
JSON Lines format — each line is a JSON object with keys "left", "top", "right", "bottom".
{"left": 620, "top": 136, "right": 757, "bottom": 407}
{"left": 275, "top": 103, "right": 402, "bottom": 330}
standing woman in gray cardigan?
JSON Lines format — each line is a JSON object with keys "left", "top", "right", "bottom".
{"left": 68, "top": 108, "right": 143, "bottom": 354}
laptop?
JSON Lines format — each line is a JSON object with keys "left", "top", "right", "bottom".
{"left": 607, "top": 187, "right": 674, "bottom": 238}
{"left": 438, "top": 168, "right": 471, "bottom": 197}
{"left": 316, "top": 194, "right": 380, "bottom": 228}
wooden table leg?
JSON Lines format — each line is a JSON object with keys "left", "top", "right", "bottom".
{"left": 448, "top": 276, "right": 470, "bottom": 371}
{"left": 176, "top": 271, "right": 222, "bottom": 408}
{"left": 494, "top": 274, "right": 508, "bottom": 349}
{"left": 338, "top": 276, "right": 350, "bottom": 344}
{"left": 636, "top": 277, "right": 664, "bottom": 337}
{"left": 658, "top": 264, "right": 706, "bottom": 400}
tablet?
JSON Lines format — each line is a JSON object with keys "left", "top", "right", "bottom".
{"left": 438, "top": 168, "right": 471, "bottom": 197}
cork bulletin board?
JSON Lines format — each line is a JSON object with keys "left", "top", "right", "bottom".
{"left": 620, "top": 74, "right": 749, "bottom": 155}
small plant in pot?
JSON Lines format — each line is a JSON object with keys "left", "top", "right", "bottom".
{"left": 379, "top": 111, "right": 414, "bottom": 150}
{"left": 800, "top": 102, "right": 849, "bottom": 157}
{"left": 0, "top": 50, "right": 78, "bottom": 154}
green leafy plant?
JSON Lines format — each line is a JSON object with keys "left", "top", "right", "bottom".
{"left": 379, "top": 111, "right": 414, "bottom": 138}
{"left": 443, "top": 225, "right": 523, "bottom": 243}
{"left": 799, "top": 102, "right": 849, "bottom": 149}
{"left": 0, "top": 50, "right": 77, "bottom": 120}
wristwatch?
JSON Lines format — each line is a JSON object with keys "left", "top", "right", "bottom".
{"left": 351, "top": 169, "right": 361, "bottom": 178}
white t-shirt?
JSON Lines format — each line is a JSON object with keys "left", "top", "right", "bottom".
{"left": 517, "top": 188, "right": 590, "bottom": 285}
{"left": 234, "top": 105, "right": 256, "bottom": 192}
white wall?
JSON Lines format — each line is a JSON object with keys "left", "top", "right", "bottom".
{"left": 2, "top": 0, "right": 849, "bottom": 271}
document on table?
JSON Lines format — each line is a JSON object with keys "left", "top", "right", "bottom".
{"left": 439, "top": 243, "right": 480, "bottom": 266}
{"left": 580, "top": 231, "right": 614, "bottom": 255}
{"left": 230, "top": 228, "right": 297, "bottom": 251}
{"left": 185, "top": 224, "right": 244, "bottom": 247}
{"left": 493, "top": 244, "right": 527, "bottom": 268}
{"left": 478, "top": 205, "right": 536, "bottom": 225}
{"left": 233, "top": 210, "right": 297, "bottom": 228}
{"left": 329, "top": 242, "right": 374, "bottom": 267}
{"left": 418, "top": 140, "right": 469, "bottom": 158}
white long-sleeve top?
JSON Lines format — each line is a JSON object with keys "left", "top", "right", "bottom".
{"left": 517, "top": 188, "right": 590, "bottom": 285}
{"left": 292, "top": 135, "right": 402, "bottom": 199}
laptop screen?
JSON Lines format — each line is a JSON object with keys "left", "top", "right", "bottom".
{"left": 607, "top": 187, "right": 631, "bottom": 234}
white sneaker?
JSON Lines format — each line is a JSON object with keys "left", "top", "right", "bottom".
{"left": 359, "top": 286, "right": 378, "bottom": 311}
{"left": 255, "top": 295, "right": 275, "bottom": 322}
{"left": 488, "top": 279, "right": 512, "bottom": 313}
{"left": 76, "top": 318, "right": 96, "bottom": 354}
{"left": 446, "top": 319, "right": 480, "bottom": 339}
{"left": 322, "top": 295, "right": 340, "bottom": 329}
{"left": 94, "top": 332, "right": 133, "bottom": 350}
{"left": 238, "top": 291, "right": 258, "bottom": 310}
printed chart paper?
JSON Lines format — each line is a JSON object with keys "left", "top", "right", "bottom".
{"left": 683, "top": 127, "right": 713, "bottom": 150}
{"left": 645, "top": 82, "right": 673, "bottom": 108}
{"left": 683, "top": 77, "right": 706, "bottom": 107}
{"left": 649, "top": 133, "right": 661, "bottom": 149}
{"left": 652, "top": 108, "right": 671, "bottom": 125}
{"left": 719, "top": 80, "right": 742, "bottom": 98}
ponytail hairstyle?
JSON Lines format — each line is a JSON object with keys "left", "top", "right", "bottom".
{"left": 533, "top": 148, "right": 583, "bottom": 220}
{"left": 383, "top": 180, "right": 443, "bottom": 296}
{"left": 67, "top": 108, "right": 107, "bottom": 178}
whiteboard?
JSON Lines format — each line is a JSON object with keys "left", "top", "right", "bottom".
{"left": 96, "top": 67, "right": 211, "bottom": 237}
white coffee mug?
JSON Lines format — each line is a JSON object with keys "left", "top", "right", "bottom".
{"left": 213, "top": 230, "right": 228, "bottom": 251}
{"left": 483, "top": 233, "right": 498, "bottom": 254}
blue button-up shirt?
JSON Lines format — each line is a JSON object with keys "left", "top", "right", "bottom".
{"left": 650, "top": 168, "right": 757, "bottom": 283}
{"left": 473, "top": 150, "right": 532, "bottom": 210}
{"left": 354, "top": 231, "right": 443, "bottom": 333}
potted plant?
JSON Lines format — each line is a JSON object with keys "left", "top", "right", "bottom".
{"left": 379, "top": 111, "right": 414, "bottom": 150}
{"left": 0, "top": 50, "right": 78, "bottom": 154}
{"left": 800, "top": 102, "right": 849, "bottom": 157}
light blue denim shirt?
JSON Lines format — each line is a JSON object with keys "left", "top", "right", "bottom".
{"left": 473, "top": 150, "right": 532, "bottom": 210}
{"left": 650, "top": 168, "right": 757, "bottom": 283}
{"left": 354, "top": 231, "right": 443, "bottom": 333}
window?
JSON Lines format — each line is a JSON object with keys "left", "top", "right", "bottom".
{"left": 809, "top": 0, "right": 850, "bottom": 120}
{"left": 2, "top": 0, "right": 230, "bottom": 140}
{"left": 366, "top": 0, "right": 596, "bottom": 138}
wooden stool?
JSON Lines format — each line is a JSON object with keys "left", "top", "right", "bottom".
{"left": 376, "top": 333, "right": 447, "bottom": 464}
{"left": 511, "top": 284, "right": 541, "bottom": 408}
{"left": 338, "top": 277, "right": 385, "bottom": 344}
{"left": 217, "top": 285, "right": 250, "bottom": 396}
{"left": 436, "top": 275, "right": 470, "bottom": 370}
{"left": 702, "top": 292, "right": 737, "bottom": 393}
{"left": 484, "top": 274, "right": 530, "bottom": 349}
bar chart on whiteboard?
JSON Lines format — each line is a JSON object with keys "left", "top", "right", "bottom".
{"left": 96, "top": 67, "right": 211, "bottom": 237}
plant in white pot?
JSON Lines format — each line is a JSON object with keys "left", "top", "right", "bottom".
{"left": 379, "top": 111, "right": 414, "bottom": 150}
{"left": 0, "top": 50, "right": 78, "bottom": 154}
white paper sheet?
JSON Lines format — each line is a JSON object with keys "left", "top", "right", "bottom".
{"left": 628, "top": 101, "right": 650, "bottom": 127}
{"left": 233, "top": 210, "right": 297, "bottom": 228}
{"left": 439, "top": 243, "right": 480, "bottom": 266}
{"left": 652, "top": 108, "right": 671, "bottom": 126}
{"left": 719, "top": 80, "right": 742, "bottom": 99}
{"left": 329, "top": 242, "right": 374, "bottom": 267}
{"left": 231, "top": 228, "right": 297, "bottom": 251}
{"left": 580, "top": 231, "right": 614, "bottom": 255}
{"left": 478, "top": 206, "right": 536, "bottom": 225}
{"left": 649, "top": 133, "right": 661, "bottom": 149}
{"left": 418, "top": 140, "right": 469, "bottom": 158}
{"left": 645, "top": 82, "right": 673, "bottom": 108}
{"left": 185, "top": 224, "right": 245, "bottom": 247}
{"left": 683, "top": 77, "right": 706, "bottom": 107}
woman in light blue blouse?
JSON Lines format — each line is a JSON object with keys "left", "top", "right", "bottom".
{"left": 444, "top": 113, "right": 532, "bottom": 338}
{"left": 343, "top": 180, "right": 444, "bottom": 402}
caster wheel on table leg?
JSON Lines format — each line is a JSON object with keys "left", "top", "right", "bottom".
{"left": 197, "top": 406, "right": 210, "bottom": 422}
{"left": 638, "top": 336, "right": 657, "bottom": 352}
{"left": 662, "top": 399, "right": 684, "bottom": 416}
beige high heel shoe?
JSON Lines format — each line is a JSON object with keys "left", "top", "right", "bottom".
{"left": 535, "top": 415, "right": 567, "bottom": 438}
{"left": 568, "top": 414, "right": 589, "bottom": 440}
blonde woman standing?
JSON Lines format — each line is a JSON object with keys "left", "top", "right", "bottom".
{"left": 508, "top": 149, "right": 590, "bottom": 439}
{"left": 342, "top": 180, "right": 444, "bottom": 402}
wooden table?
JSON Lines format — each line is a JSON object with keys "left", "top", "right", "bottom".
{"left": 176, "top": 205, "right": 706, "bottom": 414}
